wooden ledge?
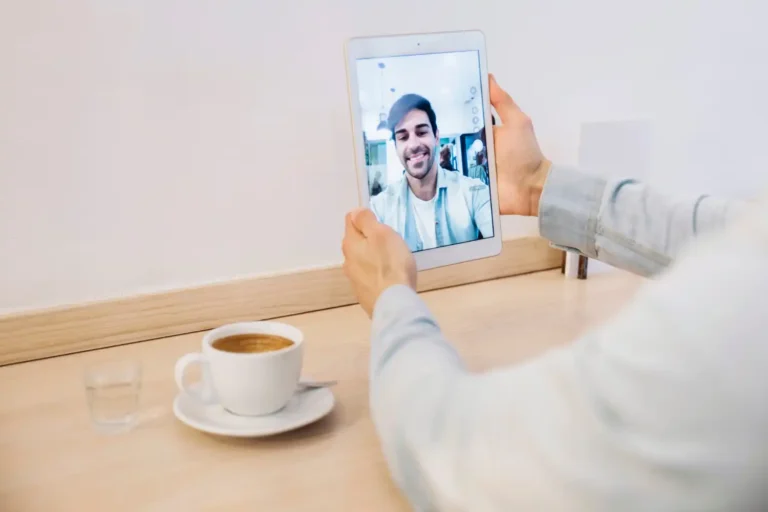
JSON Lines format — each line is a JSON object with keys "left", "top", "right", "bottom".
{"left": 0, "top": 237, "right": 561, "bottom": 366}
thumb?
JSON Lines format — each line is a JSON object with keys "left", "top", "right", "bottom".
{"left": 489, "top": 74, "right": 520, "bottom": 124}
{"left": 351, "top": 208, "right": 380, "bottom": 238}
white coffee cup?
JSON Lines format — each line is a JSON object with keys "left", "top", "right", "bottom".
{"left": 174, "top": 321, "right": 304, "bottom": 416}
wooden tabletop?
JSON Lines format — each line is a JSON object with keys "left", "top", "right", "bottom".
{"left": 0, "top": 269, "right": 643, "bottom": 512}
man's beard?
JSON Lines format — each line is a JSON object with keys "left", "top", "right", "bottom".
{"left": 404, "top": 145, "right": 435, "bottom": 179}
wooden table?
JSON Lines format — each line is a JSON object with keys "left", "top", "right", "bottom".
{"left": 0, "top": 269, "right": 643, "bottom": 511}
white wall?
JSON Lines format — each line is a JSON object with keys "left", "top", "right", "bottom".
{"left": 2, "top": 0, "right": 767, "bottom": 314}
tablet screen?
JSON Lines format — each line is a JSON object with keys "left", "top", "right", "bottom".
{"left": 354, "top": 51, "right": 494, "bottom": 253}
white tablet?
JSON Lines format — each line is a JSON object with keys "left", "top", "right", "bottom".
{"left": 345, "top": 30, "right": 502, "bottom": 271}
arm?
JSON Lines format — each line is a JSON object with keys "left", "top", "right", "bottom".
{"left": 538, "top": 165, "right": 745, "bottom": 277}
{"left": 469, "top": 182, "right": 494, "bottom": 238}
{"left": 369, "top": 193, "right": 385, "bottom": 224}
{"left": 370, "top": 201, "right": 768, "bottom": 511}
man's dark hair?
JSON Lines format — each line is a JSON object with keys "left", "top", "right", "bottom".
{"left": 387, "top": 94, "right": 438, "bottom": 140}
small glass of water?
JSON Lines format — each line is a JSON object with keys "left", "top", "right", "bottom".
{"left": 84, "top": 359, "right": 142, "bottom": 434}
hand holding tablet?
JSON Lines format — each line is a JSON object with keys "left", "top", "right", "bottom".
{"left": 345, "top": 30, "right": 503, "bottom": 271}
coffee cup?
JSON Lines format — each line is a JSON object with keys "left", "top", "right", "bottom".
{"left": 174, "top": 321, "right": 304, "bottom": 416}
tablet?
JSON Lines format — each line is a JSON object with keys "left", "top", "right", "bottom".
{"left": 345, "top": 30, "right": 502, "bottom": 271}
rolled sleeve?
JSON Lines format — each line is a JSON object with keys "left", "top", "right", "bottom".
{"left": 538, "top": 165, "right": 606, "bottom": 258}
{"left": 536, "top": 165, "right": 744, "bottom": 277}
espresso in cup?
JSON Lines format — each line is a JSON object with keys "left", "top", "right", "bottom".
{"left": 212, "top": 333, "right": 294, "bottom": 354}
{"left": 174, "top": 322, "right": 303, "bottom": 416}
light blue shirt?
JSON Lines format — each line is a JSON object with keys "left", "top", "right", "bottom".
{"left": 369, "top": 165, "right": 768, "bottom": 511}
{"left": 370, "top": 167, "right": 493, "bottom": 252}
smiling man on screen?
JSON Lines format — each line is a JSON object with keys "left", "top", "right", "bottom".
{"left": 369, "top": 94, "right": 493, "bottom": 252}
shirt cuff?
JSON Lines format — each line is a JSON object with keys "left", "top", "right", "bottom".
{"left": 538, "top": 165, "right": 606, "bottom": 258}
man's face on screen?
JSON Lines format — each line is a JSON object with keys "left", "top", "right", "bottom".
{"left": 393, "top": 109, "right": 438, "bottom": 180}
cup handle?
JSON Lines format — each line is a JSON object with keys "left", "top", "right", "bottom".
{"left": 174, "top": 353, "right": 217, "bottom": 404}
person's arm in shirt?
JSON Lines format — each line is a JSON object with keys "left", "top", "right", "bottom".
{"left": 370, "top": 192, "right": 768, "bottom": 510}
{"left": 370, "top": 193, "right": 386, "bottom": 224}
{"left": 538, "top": 165, "right": 745, "bottom": 277}
{"left": 469, "top": 181, "right": 494, "bottom": 238}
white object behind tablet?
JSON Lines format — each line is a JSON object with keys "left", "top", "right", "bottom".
{"left": 345, "top": 30, "right": 502, "bottom": 271}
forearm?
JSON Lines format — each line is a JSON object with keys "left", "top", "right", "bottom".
{"left": 369, "top": 286, "right": 599, "bottom": 510}
{"left": 538, "top": 165, "right": 743, "bottom": 277}
{"left": 369, "top": 205, "right": 768, "bottom": 510}
{"left": 472, "top": 187, "right": 494, "bottom": 238}
{"left": 477, "top": 208, "right": 493, "bottom": 238}
{"left": 369, "top": 285, "right": 466, "bottom": 510}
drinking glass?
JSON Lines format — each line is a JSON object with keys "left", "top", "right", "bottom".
{"left": 84, "top": 359, "right": 142, "bottom": 434}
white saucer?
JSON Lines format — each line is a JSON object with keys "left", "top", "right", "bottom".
{"left": 173, "top": 383, "right": 335, "bottom": 438}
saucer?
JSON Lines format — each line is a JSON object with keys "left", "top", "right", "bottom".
{"left": 173, "top": 383, "right": 335, "bottom": 438}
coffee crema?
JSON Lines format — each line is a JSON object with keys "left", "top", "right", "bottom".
{"left": 212, "top": 333, "right": 294, "bottom": 354}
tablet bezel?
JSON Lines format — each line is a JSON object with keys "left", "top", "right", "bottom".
{"left": 345, "top": 30, "right": 502, "bottom": 271}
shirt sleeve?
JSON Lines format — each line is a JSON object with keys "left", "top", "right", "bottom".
{"left": 538, "top": 165, "right": 745, "bottom": 277}
{"left": 469, "top": 182, "right": 494, "bottom": 238}
{"left": 369, "top": 193, "right": 385, "bottom": 224}
{"left": 369, "top": 200, "right": 768, "bottom": 510}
